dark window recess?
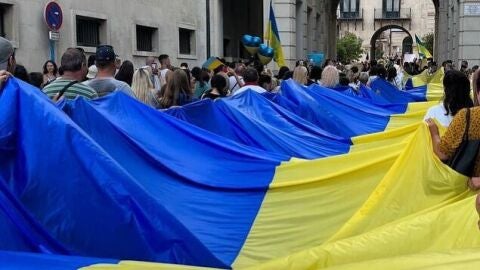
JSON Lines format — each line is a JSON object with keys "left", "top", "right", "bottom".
{"left": 340, "top": 0, "right": 360, "bottom": 18}
{"left": 383, "top": 0, "right": 400, "bottom": 18}
{"left": 179, "top": 28, "right": 194, "bottom": 55}
{"left": 0, "top": 5, "right": 7, "bottom": 38}
{"left": 136, "top": 25, "right": 156, "bottom": 52}
{"left": 76, "top": 16, "right": 101, "bottom": 47}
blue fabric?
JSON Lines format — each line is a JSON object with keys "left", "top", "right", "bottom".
{"left": 0, "top": 77, "right": 431, "bottom": 268}
{"left": 274, "top": 80, "right": 397, "bottom": 137}
{"left": 61, "top": 92, "right": 286, "bottom": 267}
{"left": 0, "top": 79, "right": 249, "bottom": 267}
{"left": 404, "top": 78, "right": 414, "bottom": 89}
{"left": 165, "top": 91, "right": 351, "bottom": 159}
{"left": 0, "top": 250, "right": 117, "bottom": 270}
{"left": 370, "top": 78, "right": 427, "bottom": 103}
{"left": 0, "top": 174, "right": 67, "bottom": 254}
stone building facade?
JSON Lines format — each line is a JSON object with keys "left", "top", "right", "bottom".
{"left": 437, "top": 0, "right": 480, "bottom": 67}
{"left": 336, "top": 0, "right": 436, "bottom": 60}
{"left": 0, "top": 0, "right": 208, "bottom": 72}
{"left": 2, "top": 0, "right": 479, "bottom": 73}
{"left": 1, "top": 0, "right": 324, "bottom": 72}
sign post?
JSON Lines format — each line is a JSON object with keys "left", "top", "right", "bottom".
{"left": 44, "top": 1, "right": 63, "bottom": 61}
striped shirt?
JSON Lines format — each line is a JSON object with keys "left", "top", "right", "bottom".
{"left": 43, "top": 79, "right": 98, "bottom": 100}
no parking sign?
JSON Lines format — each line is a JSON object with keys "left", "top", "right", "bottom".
{"left": 44, "top": 1, "right": 63, "bottom": 32}
{"left": 44, "top": 1, "right": 63, "bottom": 61}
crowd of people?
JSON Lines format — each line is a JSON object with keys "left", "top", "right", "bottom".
{"left": 1, "top": 34, "right": 480, "bottom": 227}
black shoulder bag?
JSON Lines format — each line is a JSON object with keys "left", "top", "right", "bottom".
{"left": 447, "top": 109, "right": 480, "bottom": 177}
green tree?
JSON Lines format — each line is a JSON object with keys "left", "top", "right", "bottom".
{"left": 422, "top": 33, "right": 434, "bottom": 56}
{"left": 336, "top": 32, "right": 364, "bottom": 64}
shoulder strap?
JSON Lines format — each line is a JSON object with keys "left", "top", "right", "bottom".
{"left": 54, "top": 81, "right": 78, "bottom": 102}
{"left": 463, "top": 108, "right": 471, "bottom": 140}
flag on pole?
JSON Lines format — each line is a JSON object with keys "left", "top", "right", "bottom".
{"left": 265, "top": 1, "right": 286, "bottom": 67}
{"left": 415, "top": 34, "right": 432, "bottom": 59}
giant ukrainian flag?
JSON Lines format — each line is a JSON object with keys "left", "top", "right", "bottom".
{"left": 0, "top": 76, "right": 479, "bottom": 269}
{"left": 265, "top": 0, "right": 286, "bottom": 67}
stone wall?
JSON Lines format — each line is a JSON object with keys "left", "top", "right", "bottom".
{"left": 2, "top": 0, "right": 206, "bottom": 73}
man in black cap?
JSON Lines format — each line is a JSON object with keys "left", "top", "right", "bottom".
{"left": 84, "top": 45, "right": 134, "bottom": 97}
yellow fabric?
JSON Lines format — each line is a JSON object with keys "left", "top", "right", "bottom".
{"left": 325, "top": 248, "right": 480, "bottom": 270}
{"left": 235, "top": 124, "right": 478, "bottom": 269}
{"left": 232, "top": 121, "right": 430, "bottom": 268}
{"left": 412, "top": 70, "right": 429, "bottom": 87}
{"left": 82, "top": 261, "right": 218, "bottom": 270}
{"left": 427, "top": 82, "right": 445, "bottom": 101}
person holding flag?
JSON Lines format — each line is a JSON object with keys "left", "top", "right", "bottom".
{"left": 265, "top": 0, "right": 286, "bottom": 67}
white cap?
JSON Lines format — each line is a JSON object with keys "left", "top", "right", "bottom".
{"left": 86, "top": 65, "right": 97, "bottom": 79}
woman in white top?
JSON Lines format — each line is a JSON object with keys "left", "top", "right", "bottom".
{"left": 424, "top": 70, "right": 473, "bottom": 127}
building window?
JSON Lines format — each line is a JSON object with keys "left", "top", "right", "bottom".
{"left": 0, "top": 5, "right": 5, "bottom": 37}
{"left": 76, "top": 16, "right": 103, "bottom": 47}
{"left": 340, "top": 0, "right": 360, "bottom": 18}
{"left": 383, "top": 0, "right": 400, "bottom": 18}
{"left": 179, "top": 28, "right": 195, "bottom": 55}
{"left": 0, "top": 3, "right": 13, "bottom": 39}
{"left": 136, "top": 25, "right": 156, "bottom": 52}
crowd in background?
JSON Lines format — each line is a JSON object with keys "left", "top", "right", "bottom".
{"left": 2, "top": 35, "right": 480, "bottom": 228}
{"left": 0, "top": 35, "right": 479, "bottom": 115}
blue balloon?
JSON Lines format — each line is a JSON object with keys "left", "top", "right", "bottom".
{"left": 258, "top": 44, "right": 274, "bottom": 58}
{"left": 252, "top": 36, "right": 262, "bottom": 47}
{"left": 242, "top": 35, "right": 254, "bottom": 46}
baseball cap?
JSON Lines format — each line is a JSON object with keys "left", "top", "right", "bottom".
{"left": 86, "top": 65, "right": 98, "bottom": 79}
{"left": 95, "top": 45, "right": 115, "bottom": 62}
{"left": 0, "top": 37, "right": 14, "bottom": 65}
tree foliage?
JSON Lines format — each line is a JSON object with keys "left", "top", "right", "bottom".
{"left": 336, "top": 32, "right": 364, "bottom": 64}
{"left": 422, "top": 33, "right": 434, "bottom": 56}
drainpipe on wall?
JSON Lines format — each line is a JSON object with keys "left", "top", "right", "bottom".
{"left": 206, "top": 0, "right": 211, "bottom": 58}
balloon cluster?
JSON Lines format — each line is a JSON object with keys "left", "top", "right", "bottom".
{"left": 241, "top": 35, "right": 274, "bottom": 65}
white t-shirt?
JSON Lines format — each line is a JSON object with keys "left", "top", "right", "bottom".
{"left": 228, "top": 76, "right": 244, "bottom": 93}
{"left": 159, "top": 69, "right": 169, "bottom": 87}
{"left": 232, "top": 85, "right": 266, "bottom": 96}
{"left": 424, "top": 103, "right": 453, "bottom": 127}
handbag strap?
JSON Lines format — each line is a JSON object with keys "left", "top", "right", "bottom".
{"left": 53, "top": 80, "right": 78, "bottom": 102}
{"left": 463, "top": 108, "right": 471, "bottom": 140}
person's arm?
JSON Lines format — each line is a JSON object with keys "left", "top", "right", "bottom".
{"left": 227, "top": 68, "right": 245, "bottom": 87}
{"left": 427, "top": 109, "right": 467, "bottom": 161}
{"left": 426, "top": 119, "right": 449, "bottom": 161}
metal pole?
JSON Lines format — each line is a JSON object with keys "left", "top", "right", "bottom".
{"left": 49, "top": 39, "right": 55, "bottom": 61}
{"left": 206, "top": 0, "right": 211, "bottom": 58}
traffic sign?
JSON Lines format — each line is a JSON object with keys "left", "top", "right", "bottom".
{"left": 44, "top": 1, "right": 63, "bottom": 31}
{"left": 49, "top": 31, "right": 60, "bottom": 41}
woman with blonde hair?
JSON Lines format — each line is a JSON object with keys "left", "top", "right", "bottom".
{"left": 158, "top": 69, "right": 193, "bottom": 109}
{"left": 320, "top": 65, "right": 340, "bottom": 88}
{"left": 293, "top": 66, "right": 308, "bottom": 85}
{"left": 131, "top": 68, "right": 160, "bottom": 108}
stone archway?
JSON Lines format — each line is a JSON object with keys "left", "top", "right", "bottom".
{"left": 330, "top": 0, "right": 439, "bottom": 60}
{"left": 369, "top": 24, "right": 412, "bottom": 60}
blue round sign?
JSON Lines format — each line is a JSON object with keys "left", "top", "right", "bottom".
{"left": 44, "top": 1, "right": 63, "bottom": 31}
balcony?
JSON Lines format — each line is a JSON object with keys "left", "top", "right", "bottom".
{"left": 374, "top": 8, "right": 411, "bottom": 30}
{"left": 337, "top": 8, "right": 364, "bottom": 21}
{"left": 337, "top": 8, "right": 364, "bottom": 31}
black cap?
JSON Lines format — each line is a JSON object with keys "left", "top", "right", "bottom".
{"left": 96, "top": 45, "right": 115, "bottom": 62}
